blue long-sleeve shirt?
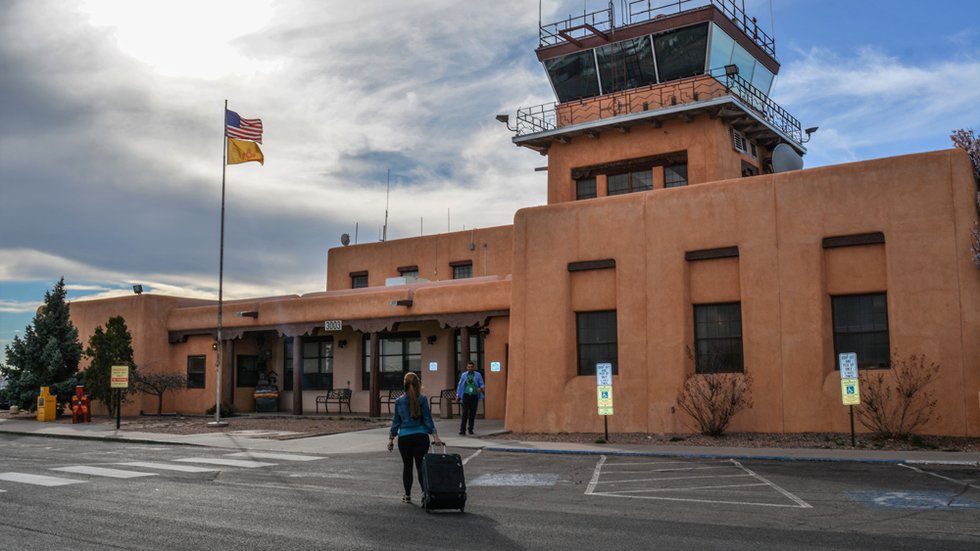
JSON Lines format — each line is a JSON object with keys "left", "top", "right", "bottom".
{"left": 389, "top": 394, "right": 437, "bottom": 439}
{"left": 456, "top": 370, "right": 485, "bottom": 400}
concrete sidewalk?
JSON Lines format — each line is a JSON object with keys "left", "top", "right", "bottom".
{"left": 1, "top": 416, "right": 978, "bottom": 466}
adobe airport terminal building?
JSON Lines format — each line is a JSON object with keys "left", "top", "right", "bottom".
{"left": 69, "top": 1, "right": 980, "bottom": 437}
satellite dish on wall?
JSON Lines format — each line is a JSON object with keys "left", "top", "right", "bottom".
{"left": 772, "top": 143, "right": 804, "bottom": 173}
{"left": 340, "top": 233, "right": 350, "bottom": 246}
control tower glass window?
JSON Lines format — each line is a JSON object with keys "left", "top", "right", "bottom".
{"left": 708, "top": 23, "right": 735, "bottom": 71}
{"left": 545, "top": 50, "right": 600, "bottom": 102}
{"left": 596, "top": 37, "right": 657, "bottom": 94}
{"left": 654, "top": 23, "right": 709, "bottom": 83}
{"left": 730, "top": 42, "right": 757, "bottom": 83}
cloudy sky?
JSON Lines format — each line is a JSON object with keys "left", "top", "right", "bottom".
{"left": 1, "top": 0, "right": 978, "bottom": 350}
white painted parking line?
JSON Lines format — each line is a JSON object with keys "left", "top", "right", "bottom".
{"left": 900, "top": 463, "right": 980, "bottom": 491}
{"left": 117, "top": 462, "right": 221, "bottom": 473}
{"left": 731, "top": 460, "right": 812, "bottom": 508}
{"left": 0, "top": 472, "right": 87, "bottom": 487}
{"left": 586, "top": 456, "right": 812, "bottom": 509}
{"left": 593, "top": 473, "right": 753, "bottom": 485}
{"left": 51, "top": 466, "right": 158, "bottom": 479}
{"left": 602, "top": 482, "right": 769, "bottom": 495}
{"left": 224, "top": 452, "right": 325, "bottom": 462}
{"left": 463, "top": 449, "right": 482, "bottom": 466}
{"left": 470, "top": 473, "right": 560, "bottom": 487}
{"left": 174, "top": 458, "right": 276, "bottom": 468}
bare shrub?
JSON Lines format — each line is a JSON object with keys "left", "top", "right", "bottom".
{"left": 677, "top": 372, "right": 754, "bottom": 437}
{"left": 856, "top": 353, "right": 940, "bottom": 439}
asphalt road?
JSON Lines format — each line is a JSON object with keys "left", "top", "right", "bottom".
{"left": 0, "top": 434, "right": 978, "bottom": 550}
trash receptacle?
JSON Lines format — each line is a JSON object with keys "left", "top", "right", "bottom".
{"left": 254, "top": 385, "right": 279, "bottom": 413}
{"left": 37, "top": 386, "right": 57, "bottom": 422}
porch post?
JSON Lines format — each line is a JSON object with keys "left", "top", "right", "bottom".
{"left": 292, "top": 335, "right": 302, "bottom": 414}
{"left": 369, "top": 332, "right": 380, "bottom": 417}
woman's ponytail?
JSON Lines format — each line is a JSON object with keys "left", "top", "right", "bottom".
{"left": 404, "top": 372, "right": 421, "bottom": 420}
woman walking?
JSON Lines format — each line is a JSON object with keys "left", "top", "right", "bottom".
{"left": 388, "top": 372, "right": 442, "bottom": 503}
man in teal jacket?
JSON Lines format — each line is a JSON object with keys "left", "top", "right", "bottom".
{"left": 456, "top": 361, "right": 485, "bottom": 435}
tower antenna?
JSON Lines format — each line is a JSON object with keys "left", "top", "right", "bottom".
{"left": 382, "top": 168, "right": 390, "bottom": 241}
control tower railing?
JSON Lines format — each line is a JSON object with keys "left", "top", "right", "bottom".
{"left": 515, "top": 70, "right": 802, "bottom": 145}
{"left": 540, "top": 1, "right": 775, "bottom": 60}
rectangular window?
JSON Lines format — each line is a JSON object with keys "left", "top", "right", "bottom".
{"left": 664, "top": 164, "right": 688, "bottom": 188}
{"left": 398, "top": 266, "right": 419, "bottom": 278}
{"left": 351, "top": 271, "right": 368, "bottom": 289}
{"left": 607, "top": 170, "right": 653, "bottom": 196}
{"left": 653, "top": 23, "right": 709, "bottom": 82}
{"left": 694, "top": 303, "right": 743, "bottom": 373}
{"left": 187, "top": 355, "right": 206, "bottom": 389}
{"left": 544, "top": 50, "right": 601, "bottom": 103}
{"left": 362, "top": 332, "right": 422, "bottom": 390}
{"left": 832, "top": 293, "right": 890, "bottom": 369}
{"left": 236, "top": 355, "right": 259, "bottom": 388}
{"left": 576, "top": 311, "right": 618, "bottom": 376}
{"left": 576, "top": 177, "right": 597, "bottom": 200}
{"left": 452, "top": 262, "right": 472, "bottom": 279}
{"left": 595, "top": 36, "right": 658, "bottom": 94}
{"left": 283, "top": 337, "right": 333, "bottom": 390}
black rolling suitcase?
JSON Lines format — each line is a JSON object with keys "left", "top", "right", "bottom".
{"left": 421, "top": 444, "right": 466, "bottom": 513}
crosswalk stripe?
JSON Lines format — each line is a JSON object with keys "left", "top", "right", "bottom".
{"left": 0, "top": 472, "right": 87, "bottom": 487}
{"left": 117, "top": 462, "right": 220, "bottom": 473}
{"left": 224, "top": 452, "right": 325, "bottom": 462}
{"left": 174, "top": 458, "right": 276, "bottom": 468}
{"left": 51, "top": 466, "right": 158, "bottom": 479}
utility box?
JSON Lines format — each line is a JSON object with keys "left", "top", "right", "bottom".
{"left": 37, "top": 386, "right": 57, "bottom": 422}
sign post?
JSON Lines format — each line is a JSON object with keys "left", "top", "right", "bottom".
{"left": 596, "top": 363, "right": 613, "bottom": 442}
{"left": 111, "top": 365, "right": 130, "bottom": 430}
{"left": 838, "top": 353, "right": 860, "bottom": 447}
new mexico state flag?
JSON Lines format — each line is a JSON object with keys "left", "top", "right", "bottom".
{"left": 227, "top": 137, "right": 264, "bottom": 165}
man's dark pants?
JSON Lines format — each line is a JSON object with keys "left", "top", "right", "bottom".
{"left": 459, "top": 394, "right": 479, "bottom": 433}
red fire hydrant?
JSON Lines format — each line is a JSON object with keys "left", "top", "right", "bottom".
{"left": 71, "top": 385, "right": 91, "bottom": 424}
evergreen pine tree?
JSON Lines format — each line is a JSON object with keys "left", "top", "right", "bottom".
{"left": 1, "top": 278, "right": 83, "bottom": 410}
{"left": 84, "top": 316, "right": 138, "bottom": 416}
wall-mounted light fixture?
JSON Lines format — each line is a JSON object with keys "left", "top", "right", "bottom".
{"left": 132, "top": 284, "right": 143, "bottom": 295}
{"left": 494, "top": 113, "right": 517, "bottom": 132}
{"left": 427, "top": 335, "right": 437, "bottom": 345}
{"left": 724, "top": 64, "right": 739, "bottom": 77}
{"left": 481, "top": 327, "right": 490, "bottom": 337}
{"left": 338, "top": 339, "right": 348, "bottom": 348}
{"left": 212, "top": 341, "right": 218, "bottom": 351}
{"left": 237, "top": 310, "right": 258, "bottom": 318}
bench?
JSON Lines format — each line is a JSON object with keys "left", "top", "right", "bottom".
{"left": 315, "top": 388, "right": 352, "bottom": 414}
{"left": 381, "top": 389, "right": 405, "bottom": 414}
{"left": 429, "top": 388, "right": 459, "bottom": 418}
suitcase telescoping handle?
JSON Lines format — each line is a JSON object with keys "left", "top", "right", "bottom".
{"left": 430, "top": 442, "right": 448, "bottom": 454}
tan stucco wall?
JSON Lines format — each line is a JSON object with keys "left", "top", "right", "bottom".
{"left": 326, "top": 225, "right": 513, "bottom": 290}
{"left": 546, "top": 116, "right": 758, "bottom": 204}
{"left": 508, "top": 148, "right": 980, "bottom": 436}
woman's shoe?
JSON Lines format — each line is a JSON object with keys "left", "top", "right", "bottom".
{"left": 402, "top": 495, "right": 411, "bottom": 503}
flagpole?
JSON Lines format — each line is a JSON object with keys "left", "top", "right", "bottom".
{"left": 212, "top": 99, "right": 228, "bottom": 427}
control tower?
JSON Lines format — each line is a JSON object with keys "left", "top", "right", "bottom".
{"left": 508, "top": 0, "right": 809, "bottom": 204}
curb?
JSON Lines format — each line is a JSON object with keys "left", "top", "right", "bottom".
{"left": 482, "top": 446, "right": 980, "bottom": 466}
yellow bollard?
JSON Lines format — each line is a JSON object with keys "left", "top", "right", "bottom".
{"left": 36, "top": 386, "right": 57, "bottom": 422}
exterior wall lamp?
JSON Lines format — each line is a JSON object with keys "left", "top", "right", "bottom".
{"left": 724, "top": 64, "right": 739, "bottom": 77}
{"left": 495, "top": 113, "right": 518, "bottom": 132}
{"left": 427, "top": 335, "right": 437, "bottom": 345}
{"left": 132, "top": 284, "right": 143, "bottom": 295}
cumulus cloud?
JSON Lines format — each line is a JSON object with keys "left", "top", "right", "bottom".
{"left": 774, "top": 46, "right": 980, "bottom": 165}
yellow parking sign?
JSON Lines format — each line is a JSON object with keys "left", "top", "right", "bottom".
{"left": 597, "top": 385, "right": 614, "bottom": 416}
{"left": 841, "top": 378, "right": 860, "bottom": 405}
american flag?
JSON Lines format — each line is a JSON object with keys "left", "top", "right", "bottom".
{"left": 225, "top": 110, "right": 263, "bottom": 143}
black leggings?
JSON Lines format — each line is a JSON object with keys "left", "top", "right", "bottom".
{"left": 397, "top": 433, "right": 430, "bottom": 496}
